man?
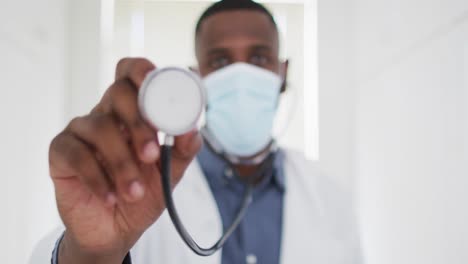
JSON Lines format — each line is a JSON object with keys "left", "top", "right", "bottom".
{"left": 31, "top": 1, "right": 362, "bottom": 263}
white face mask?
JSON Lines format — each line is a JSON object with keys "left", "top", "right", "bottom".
{"left": 203, "top": 62, "right": 282, "bottom": 157}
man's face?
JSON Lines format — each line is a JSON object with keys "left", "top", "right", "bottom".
{"left": 195, "top": 10, "right": 283, "bottom": 78}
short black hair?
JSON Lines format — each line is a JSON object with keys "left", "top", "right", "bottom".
{"left": 195, "top": 0, "right": 277, "bottom": 34}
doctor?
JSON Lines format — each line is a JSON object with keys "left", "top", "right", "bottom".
{"left": 32, "top": 0, "right": 362, "bottom": 263}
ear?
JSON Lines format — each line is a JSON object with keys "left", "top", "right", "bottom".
{"left": 279, "top": 59, "right": 289, "bottom": 93}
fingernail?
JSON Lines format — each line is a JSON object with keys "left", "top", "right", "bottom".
{"left": 129, "top": 181, "right": 145, "bottom": 200}
{"left": 183, "top": 128, "right": 198, "bottom": 141}
{"left": 142, "top": 141, "right": 159, "bottom": 162}
{"left": 106, "top": 193, "right": 117, "bottom": 206}
{"left": 188, "top": 128, "right": 198, "bottom": 136}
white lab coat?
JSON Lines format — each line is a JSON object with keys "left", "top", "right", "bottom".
{"left": 30, "top": 149, "right": 363, "bottom": 263}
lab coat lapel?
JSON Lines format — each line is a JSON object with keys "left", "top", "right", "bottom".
{"left": 280, "top": 150, "right": 361, "bottom": 264}
{"left": 171, "top": 160, "right": 223, "bottom": 264}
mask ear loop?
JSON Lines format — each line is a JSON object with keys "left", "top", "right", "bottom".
{"left": 272, "top": 80, "right": 300, "bottom": 141}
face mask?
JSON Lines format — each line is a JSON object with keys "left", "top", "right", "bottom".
{"left": 204, "top": 62, "right": 282, "bottom": 157}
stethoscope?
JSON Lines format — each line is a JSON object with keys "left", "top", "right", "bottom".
{"left": 138, "top": 67, "right": 276, "bottom": 256}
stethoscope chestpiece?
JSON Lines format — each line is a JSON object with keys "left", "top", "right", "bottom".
{"left": 138, "top": 67, "right": 205, "bottom": 137}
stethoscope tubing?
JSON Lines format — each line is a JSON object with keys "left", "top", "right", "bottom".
{"left": 161, "top": 136, "right": 255, "bottom": 256}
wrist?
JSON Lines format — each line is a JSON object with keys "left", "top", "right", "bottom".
{"left": 59, "top": 232, "right": 128, "bottom": 264}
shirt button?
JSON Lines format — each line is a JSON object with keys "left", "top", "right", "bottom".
{"left": 224, "top": 168, "right": 234, "bottom": 179}
{"left": 246, "top": 254, "right": 257, "bottom": 264}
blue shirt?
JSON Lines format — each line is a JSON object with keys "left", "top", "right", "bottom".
{"left": 197, "top": 143, "right": 285, "bottom": 264}
{"left": 52, "top": 144, "right": 285, "bottom": 264}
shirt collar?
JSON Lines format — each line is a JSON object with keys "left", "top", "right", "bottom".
{"left": 197, "top": 141, "right": 286, "bottom": 192}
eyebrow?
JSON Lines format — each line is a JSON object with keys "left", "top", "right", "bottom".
{"left": 206, "top": 48, "right": 229, "bottom": 56}
{"left": 250, "top": 44, "right": 274, "bottom": 53}
{"left": 206, "top": 44, "right": 274, "bottom": 56}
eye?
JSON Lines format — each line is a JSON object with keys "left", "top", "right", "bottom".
{"left": 250, "top": 54, "right": 269, "bottom": 66}
{"left": 210, "top": 57, "right": 230, "bottom": 70}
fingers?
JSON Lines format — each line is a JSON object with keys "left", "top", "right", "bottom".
{"left": 94, "top": 56, "right": 155, "bottom": 115}
{"left": 107, "top": 79, "right": 160, "bottom": 164}
{"left": 51, "top": 57, "right": 201, "bottom": 207}
{"left": 112, "top": 57, "right": 202, "bottom": 188}
{"left": 97, "top": 58, "right": 160, "bottom": 164}
{"left": 50, "top": 132, "right": 116, "bottom": 206}
{"left": 115, "top": 57, "right": 156, "bottom": 88}
{"left": 67, "top": 115, "right": 145, "bottom": 202}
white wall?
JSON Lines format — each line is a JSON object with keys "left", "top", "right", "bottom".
{"left": 0, "top": 0, "right": 67, "bottom": 263}
{"left": 65, "top": 0, "right": 103, "bottom": 120}
{"left": 354, "top": 0, "right": 468, "bottom": 263}
{"left": 317, "top": 0, "right": 468, "bottom": 263}
{"left": 0, "top": 0, "right": 106, "bottom": 262}
{"left": 318, "top": 0, "right": 357, "bottom": 191}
